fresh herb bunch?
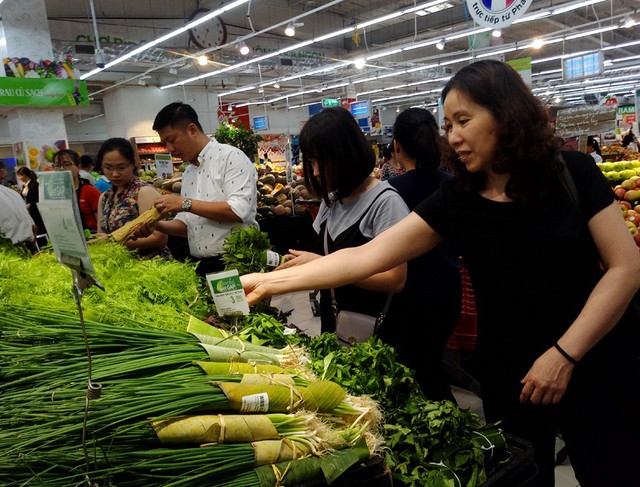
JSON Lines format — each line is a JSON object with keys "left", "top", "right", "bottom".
{"left": 222, "top": 226, "right": 277, "bottom": 275}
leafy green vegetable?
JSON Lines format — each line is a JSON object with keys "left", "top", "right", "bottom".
{"left": 222, "top": 226, "right": 280, "bottom": 275}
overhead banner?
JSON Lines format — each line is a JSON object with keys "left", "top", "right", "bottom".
{"left": 466, "top": 0, "right": 534, "bottom": 29}
{"left": 0, "top": 78, "right": 89, "bottom": 107}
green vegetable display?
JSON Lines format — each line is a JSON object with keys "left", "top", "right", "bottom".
{"left": 222, "top": 225, "right": 282, "bottom": 275}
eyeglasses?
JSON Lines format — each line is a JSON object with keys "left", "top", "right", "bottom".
{"left": 52, "top": 162, "right": 75, "bottom": 169}
{"left": 102, "top": 164, "right": 133, "bottom": 173}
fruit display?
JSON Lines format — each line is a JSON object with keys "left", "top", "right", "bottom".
{"left": 596, "top": 159, "right": 640, "bottom": 183}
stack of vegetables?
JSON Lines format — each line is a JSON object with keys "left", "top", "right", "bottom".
{"left": 0, "top": 241, "right": 508, "bottom": 486}
{"left": 0, "top": 309, "right": 380, "bottom": 486}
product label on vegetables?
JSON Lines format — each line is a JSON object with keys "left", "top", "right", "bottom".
{"left": 240, "top": 393, "right": 269, "bottom": 413}
{"left": 264, "top": 250, "right": 282, "bottom": 268}
{"left": 206, "top": 270, "right": 250, "bottom": 316}
{"left": 154, "top": 154, "right": 173, "bottom": 179}
{"left": 37, "top": 171, "right": 94, "bottom": 275}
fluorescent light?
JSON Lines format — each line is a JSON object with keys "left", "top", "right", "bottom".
{"left": 553, "top": 0, "right": 604, "bottom": 15}
{"left": 81, "top": 0, "right": 249, "bottom": 80}
{"left": 532, "top": 38, "right": 544, "bottom": 49}
{"left": 477, "top": 47, "right": 516, "bottom": 58}
{"left": 564, "top": 25, "right": 618, "bottom": 41}
{"left": 416, "top": 9, "right": 427, "bottom": 16}
{"left": 218, "top": 85, "right": 256, "bottom": 97}
{"left": 436, "top": 39, "right": 445, "bottom": 50}
{"left": 238, "top": 41, "right": 250, "bottom": 55}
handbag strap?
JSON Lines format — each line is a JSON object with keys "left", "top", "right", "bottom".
{"left": 324, "top": 186, "right": 396, "bottom": 317}
{"left": 556, "top": 151, "right": 581, "bottom": 214}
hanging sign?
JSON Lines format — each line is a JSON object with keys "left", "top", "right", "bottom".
{"left": 555, "top": 105, "right": 617, "bottom": 138}
{"left": 465, "top": 0, "right": 534, "bottom": 29}
{"left": 0, "top": 78, "right": 89, "bottom": 107}
{"left": 37, "top": 171, "right": 94, "bottom": 275}
{"left": 322, "top": 98, "right": 340, "bottom": 108}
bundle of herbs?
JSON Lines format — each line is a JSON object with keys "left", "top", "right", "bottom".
{"left": 221, "top": 225, "right": 283, "bottom": 274}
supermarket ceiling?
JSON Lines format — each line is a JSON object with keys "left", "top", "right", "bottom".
{"left": 43, "top": 0, "right": 640, "bottom": 109}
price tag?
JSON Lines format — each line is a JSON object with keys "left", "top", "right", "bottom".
{"left": 240, "top": 393, "right": 269, "bottom": 413}
{"left": 264, "top": 250, "right": 282, "bottom": 268}
{"left": 154, "top": 154, "right": 173, "bottom": 179}
{"left": 37, "top": 171, "right": 94, "bottom": 275}
{"left": 206, "top": 269, "right": 250, "bottom": 316}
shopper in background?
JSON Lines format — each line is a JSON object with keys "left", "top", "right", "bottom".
{"left": 16, "top": 167, "right": 46, "bottom": 239}
{"left": 133, "top": 102, "right": 257, "bottom": 276}
{"left": 52, "top": 150, "right": 101, "bottom": 232}
{"left": 585, "top": 136, "right": 603, "bottom": 163}
{"left": 385, "top": 107, "right": 461, "bottom": 402}
{"left": 275, "top": 106, "right": 409, "bottom": 335}
{"left": 379, "top": 144, "right": 405, "bottom": 180}
{"left": 241, "top": 60, "right": 640, "bottom": 487}
{"left": 78, "top": 154, "right": 97, "bottom": 184}
{"left": 621, "top": 128, "right": 639, "bottom": 151}
{"left": 0, "top": 183, "right": 36, "bottom": 246}
{"left": 96, "top": 138, "right": 170, "bottom": 259}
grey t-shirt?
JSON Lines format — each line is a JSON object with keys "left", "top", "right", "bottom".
{"left": 313, "top": 181, "right": 409, "bottom": 240}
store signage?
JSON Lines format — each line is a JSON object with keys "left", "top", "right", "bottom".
{"left": 350, "top": 100, "right": 369, "bottom": 118}
{"left": 0, "top": 78, "right": 89, "bottom": 107}
{"left": 555, "top": 105, "right": 617, "bottom": 137}
{"left": 37, "top": 171, "right": 94, "bottom": 275}
{"left": 206, "top": 269, "right": 250, "bottom": 316}
{"left": 562, "top": 51, "right": 603, "bottom": 82}
{"left": 465, "top": 0, "right": 533, "bottom": 29}
{"left": 322, "top": 98, "right": 340, "bottom": 108}
{"left": 154, "top": 154, "right": 173, "bottom": 179}
{"left": 253, "top": 116, "right": 269, "bottom": 131}
{"left": 506, "top": 57, "right": 532, "bottom": 87}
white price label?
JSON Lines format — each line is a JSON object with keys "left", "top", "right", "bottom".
{"left": 265, "top": 250, "right": 281, "bottom": 268}
{"left": 240, "top": 393, "right": 269, "bottom": 413}
{"left": 206, "top": 269, "right": 250, "bottom": 316}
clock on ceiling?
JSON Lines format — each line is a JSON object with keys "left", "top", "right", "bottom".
{"left": 187, "top": 8, "right": 228, "bottom": 50}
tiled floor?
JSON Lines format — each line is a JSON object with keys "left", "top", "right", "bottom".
{"left": 272, "top": 291, "right": 580, "bottom": 487}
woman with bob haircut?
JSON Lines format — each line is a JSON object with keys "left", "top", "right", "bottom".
{"left": 276, "top": 106, "right": 410, "bottom": 335}
{"left": 241, "top": 61, "right": 640, "bottom": 486}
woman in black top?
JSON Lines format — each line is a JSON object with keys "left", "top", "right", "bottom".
{"left": 385, "top": 108, "right": 461, "bottom": 401}
{"left": 242, "top": 61, "right": 640, "bottom": 487}
{"left": 16, "top": 167, "right": 45, "bottom": 237}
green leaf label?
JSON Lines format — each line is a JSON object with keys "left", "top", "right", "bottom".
{"left": 212, "top": 277, "right": 241, "bottom": 293}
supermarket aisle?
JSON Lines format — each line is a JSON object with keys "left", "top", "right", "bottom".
{"left": 271, "top": 291, "right": 579, "bottom": 487}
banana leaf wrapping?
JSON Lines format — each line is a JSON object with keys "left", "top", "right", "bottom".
{"left": 252, "top": 439, "right": 312, "bottom": 467}
{"left": 195, "top": 361, "right": 292, "bottom": 375}
{"left": 152, "top": 414, "right": 279, "bottom": 444}
{"left": 200, "top": 343, "right": 281, "bottom": 366}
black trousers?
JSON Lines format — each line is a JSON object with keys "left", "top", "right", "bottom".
{"left": 195, "top": 255, "right": 225, "bottom": 278}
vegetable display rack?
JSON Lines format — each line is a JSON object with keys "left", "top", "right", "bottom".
{"left": 446, "top": 262, "right": 477, "bottom": 351}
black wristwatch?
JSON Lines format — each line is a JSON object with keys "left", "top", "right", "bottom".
{"left": 181, "top": 198, "right": 193, "bottom": 212}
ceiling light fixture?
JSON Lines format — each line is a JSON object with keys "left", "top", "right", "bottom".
{"left": 169, "top": 67, "right": 177, "bottom": 75}
{"left": 273, "top": 82, "right": 280, "bottom": 89}
{"left": 354, "top": 58, "right": 366, "bottom": 69}
{"left": 416, "top": 9, "right": 428, "bottom": 16}
{"left": 238, "top": 41, "right": 250, "bottom": 55}
{"left": 623, "top": 16, "right": 635, "bottom": 28}
{"left": 81, "top": 0, "right": 250, "bottom": 80}
{"left": 532, "top": 38, "right": 544, "bottom": 49}
{"left": 492, "top": 29, "right": 502, "bottom": 38}
{"left": 436, "top": 39, "right": 445, "bottom": 50}
{"left": 197, "top": 55, "right": 208, "bottom": 66}
{"left": 285, "top": 22, "right": 303, "bottom": 37}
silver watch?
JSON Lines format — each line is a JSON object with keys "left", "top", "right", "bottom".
{"left": 181, "top": 198, "right": 193, "bottom": 212}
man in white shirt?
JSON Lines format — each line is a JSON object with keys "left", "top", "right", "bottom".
{"left": 0, "top": 184, "right": 36, "bottom": 245}
{"left": 136, "top": 102, "right": 257, "bottom": 276}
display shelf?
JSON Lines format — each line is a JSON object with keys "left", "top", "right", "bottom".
{"left": 130, "top": 136, "right": 184, "bottom": 171}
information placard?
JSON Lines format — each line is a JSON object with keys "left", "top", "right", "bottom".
{"left": 37, "top": 171, "right": 94, "bottom": 275}
{"left": 154, "top": 154, "right": 173, "bottom": 179}
{"left": 555, "top": 105, "right": 617, "bottom": 138}
{"left": 206, "top": 269, "right": 250, "bottom": 316}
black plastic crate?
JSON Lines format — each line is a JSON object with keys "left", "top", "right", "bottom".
{"left": 483, "top": 434, "right": 537, "bottom": 486}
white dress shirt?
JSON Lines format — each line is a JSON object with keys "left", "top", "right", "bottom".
{"left": 0, "top": 185, "right": 35, "bottom": 244}
{"left": 175, "top": 138, "right": 257, "bottom": 258}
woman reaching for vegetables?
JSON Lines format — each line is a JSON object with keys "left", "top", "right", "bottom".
{"left": 96, "top": 138, "right": 170, "bottom": 259}
{"left": 242, "top": 60, "right": 640, "bottom": 486}
{"left": 275, "top": 106, "right": 409, "bottom": 336}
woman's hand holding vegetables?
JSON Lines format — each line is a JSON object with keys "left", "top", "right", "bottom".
{"left": 519, "top": 347, "right": 575, "bottom": 405}
{"left": 276, "top": 249, "right": 321, "bottom": 270}
{"left": 240, "top": 273, "right": 270, "bottom": 305}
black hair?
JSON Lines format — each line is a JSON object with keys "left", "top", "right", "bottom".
{"left": 393, "top": 107, "right": 441, "bottom": 171}
{"left": 299, "top": 107, "right": 376, "bottom": 205}
{"left": 52, "top": 149, "right": 81, "bottom": 166}
{"left": 587, "top": 136, "right": 601, "bottom": 155}
{"left": 622, "top": 130, "right": 636, "bottom": 147}
{"left": 152, "top": 102, "right": 204, "bottom": 132}
{"left": 79, "top": 154, "right": 94, "bottom": 169}
{"left": 17, "top": 166, "right": 37, "bottom": 181}
{"left": 0, "top": 161, "right": 5, "bottom": 171}
{"left": 382, "top": 145, "right": 393, "bottom": 160}
{"left": 96, "top": 138, "right": 136, "bottom": 167}
{"left": 441, "top": 60, "right": 559, "bottom": 202}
